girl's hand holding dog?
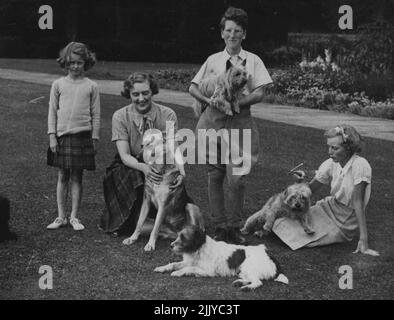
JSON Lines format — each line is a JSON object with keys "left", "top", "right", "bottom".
{"left": 141, "top": 164, "right": 162, "bottom": 185}
{"left": 49, "top": 134, "right": 58, "bottom": 153}
{"left": 353, "top": 239, "right": 380, "bottom": 256}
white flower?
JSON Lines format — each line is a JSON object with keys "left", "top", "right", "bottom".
{"left": 316, "top": 55, "right": 324, "bottom": 64}
{"left": 325, "top": 49, "right": 332, "bottom": 64}
{"left": 299, "top": 60, "right": 308, "bottom": 69}
{"left": 331, "top": 62, "right": 340, "bottom": 71}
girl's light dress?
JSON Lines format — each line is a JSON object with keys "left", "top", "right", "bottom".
{"left": 272, "top": 154, "right": 372, "bottom": 250}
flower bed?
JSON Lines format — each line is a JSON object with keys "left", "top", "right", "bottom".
{"left": 263, "top": 50, "right": 394, "bottom": 120}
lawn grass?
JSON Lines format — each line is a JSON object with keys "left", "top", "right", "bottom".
{"left": 0, "top": 78, "right": 393, "bottom": 300}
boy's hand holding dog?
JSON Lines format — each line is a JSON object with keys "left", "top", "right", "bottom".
{"left": 49, "top": 134, "right": 58, "bottom": 153}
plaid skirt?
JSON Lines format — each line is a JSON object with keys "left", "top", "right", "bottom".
{"left": 99, "top": 154, "right": 146, "bottom": 234}
{"left": 47, "top": 131, "right": 96, "bottom": 171}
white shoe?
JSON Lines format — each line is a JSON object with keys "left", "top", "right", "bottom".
{"left": 47, "top": 217, "right": 67, "bottom": 230}
{"left": 69, "top": 218, "right": 85, "bottom": 231}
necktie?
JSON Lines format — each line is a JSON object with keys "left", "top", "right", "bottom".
{"left": 140, "top": 115, "right": 150, "bottom": 135}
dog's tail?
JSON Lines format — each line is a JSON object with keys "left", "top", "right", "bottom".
{"left": 274, "top": 273, "right": 289, "bottom": 285}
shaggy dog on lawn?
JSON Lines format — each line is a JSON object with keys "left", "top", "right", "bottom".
{"left": 0, "top": 195, "right": 17, "bottom": 243}
{"left": 154, "top": 225, "right": 288, "bottom": 291}
{"left": 123, "top": 132, "right": 204, "bottom": 251}
{"left": 192, "top": 60, "right": 248, "bottom": 117}
{"left": 241, "top": 171, "right": 314, "bottom": 237}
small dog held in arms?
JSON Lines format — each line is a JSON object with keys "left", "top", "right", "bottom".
{"left": 241, "top": 170, "right": 314, "bottom": 237}
{"left": 154, "top": 225, "right": 288, "bottom": 290}
{"left": 123, "top": 131, "right": 204, "bottom": 251}
{"left": 0, "top": 195, "right": 17, "bottom": 243}
{"left": 192, "top": 60, "right": 248, "bottom": 117}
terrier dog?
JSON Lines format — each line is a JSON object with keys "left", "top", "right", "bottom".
{"left": 154, "top": 225, "right": 288, "bottom": 291}
{"left": 192, "top": 60, "right": 248, "bottom": 117}
{"left": 123, "top": 132, "right": 204, "bottom": 251}
{"left": 241, "top": 171, "right": 314, "bottom": 237}
{"left": 0, "top": 195, "right": 17, "bottom": 243}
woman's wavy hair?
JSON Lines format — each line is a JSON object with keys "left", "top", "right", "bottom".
{"left": 57, "top": 42, "right": 96, "bottom": 71}
{"left": 219, "top": 6, "right": 248, "bottom": 31}
{"left": 324, "top": 124, "right": 363, "bottom": 154}
{"left": 121, "top": 72, "right": 159, "bottom": 99}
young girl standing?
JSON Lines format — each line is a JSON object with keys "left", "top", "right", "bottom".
{"left": 47, "top": 42, "right": 100, "bottom": 231}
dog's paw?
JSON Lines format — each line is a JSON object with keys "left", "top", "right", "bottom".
{"left": 232, "top": 279, "right": 249, "bottom": 287}
{"left": 144, "top": 242, "right": 156, "bottom": 251}
{"left": 254, "top": 230, "right": 269, "bottom": 238}
{"left": 232, "top": 101, "right": 241, "bottom": 114}
{"left": 304, "top": 228, "right": 315, "bottom": 235}
{"left": 240, "top": 281, "right": 262, "bottom": 291}
{"left": 122, "top": 235, "right": 138, "bottom": 245}
{"left": 223, "top": 102, "right": 233, "bottom": 116}
{"left": 154, "top": 266, "right": 167, "bottom": 273}
{"left": 171, "top": 270, "right": 184, "bottom": 277}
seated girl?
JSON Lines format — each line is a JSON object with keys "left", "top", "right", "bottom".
{"left": 273, "top": 125, "right": 379, "bottom": 256}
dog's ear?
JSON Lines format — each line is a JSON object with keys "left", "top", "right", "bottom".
{"left": 182, "top": 226, "right": 206, "bottom": 253}
{"left": 241, "top": 59, "right": 246, "bottom": 67}
{"left": 292, "top": 170, "right": 306, "bottom": 183}
{"left": 283, "top": 188, "right": 288, "bottom": 200}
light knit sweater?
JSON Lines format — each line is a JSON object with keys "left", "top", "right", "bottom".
{"left": 48, "top": 77, "right": 100, "bottom": 140}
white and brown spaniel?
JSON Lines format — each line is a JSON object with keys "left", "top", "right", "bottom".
{"left": 154, "top": 225, "right": 288, "bottom": 290}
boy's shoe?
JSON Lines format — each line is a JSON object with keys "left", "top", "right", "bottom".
{"left": 47, "top": 217, "right": 67, "bottom": 230}
{"left": 69, "top": 218, "right": 85, "bottom": 231}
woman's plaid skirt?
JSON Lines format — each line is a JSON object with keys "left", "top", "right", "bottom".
{"left": 47, "top": 131, "right": 96, "bottom": 171}
{"left": 99, "top": 154, "right": 146, "bottom": 234}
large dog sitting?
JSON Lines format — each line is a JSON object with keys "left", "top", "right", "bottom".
{"left": 0, "top": 195, "right": 17, "bottom": 243}
{"left": 123, "top": 132, "right": 204, "bottom": 251}
{"left": 241, "top": 171, "right": 314, "bottom": 237}
{"left": 154, "top": 225, "right": 288, "bottom": 291}
{"left": 192, "top": 60, "right": 248, "bottom": 117}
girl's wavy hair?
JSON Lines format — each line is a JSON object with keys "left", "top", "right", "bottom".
{"left": 324, "top": 124, "right": 363, "bottom": 154}
{"left": 57, "top": 42, "right": 96, "bottom": 71}
{"left": 121, "top": 72, "right": 159, "bottom": 99}
{"left": 220, "top": 6, "right": 248, "bottom": 31}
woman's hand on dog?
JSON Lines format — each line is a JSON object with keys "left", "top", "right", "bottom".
{"left": 141, "top": 164, "right": 162, "bottom": 184}
{"left": 353, "top": 239, "right": 380, "bottom": 256}
{"left": 49, "top": 134, "right": 58, "bottom": 153}
{"left": 169, "top": 174, "right": 184, "bottom": 190}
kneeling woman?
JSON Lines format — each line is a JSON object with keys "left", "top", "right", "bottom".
{"left": 273, "top": 125, "right": 379, "bottom": 256}
{"left": 99, "top": 73, "right": 184, "bottom": 235}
